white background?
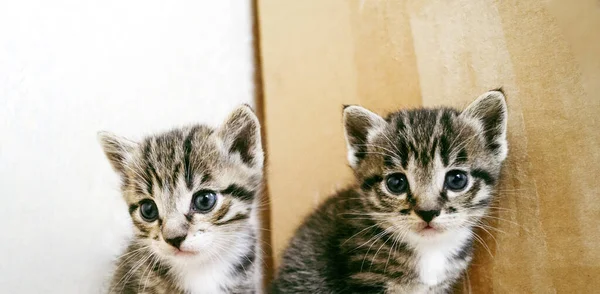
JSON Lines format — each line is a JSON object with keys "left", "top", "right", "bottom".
{"left": 0, "top": 1, "right": 254, "bottom": 292}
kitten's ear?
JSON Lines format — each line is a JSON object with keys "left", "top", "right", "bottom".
{"left": 217, "top": 104, "right": 264, "bottom": 168}
{"left": 97, "top": 131, "right": 137, "bottom": 175}
{"left": 343, "top": 105, "right": 387, "bottom": 168}
{"left": 461, "top": 89, "right": 508, "bottom": 161}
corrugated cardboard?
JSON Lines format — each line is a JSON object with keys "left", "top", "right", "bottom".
{"left": 257, "top": 0, "right": 600, "bottom": 291}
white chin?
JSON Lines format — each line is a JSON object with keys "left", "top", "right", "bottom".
{"left": 418, "top": 229, "right": 440, "bottom": 237}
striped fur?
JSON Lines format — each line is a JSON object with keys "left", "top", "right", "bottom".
{"left": 99, "top": 105, "right": 264, "bottom": 294}
{"left": 273, "top": 90, "right": 508, "bottom": 293}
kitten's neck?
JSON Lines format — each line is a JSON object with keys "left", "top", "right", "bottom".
{"left": 169, "top": 228, "right": 259, "bottom": 294}
{"left": 409, "top": 227, "right": 473, "bottom": 287}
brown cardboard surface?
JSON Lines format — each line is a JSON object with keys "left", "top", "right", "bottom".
{"left": 257, "top": 0, "right": 600, "bottom": 291}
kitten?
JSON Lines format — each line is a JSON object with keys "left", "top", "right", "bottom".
{"left": 272, "top": 90, "right": 508, "bottom": 293}
{"left": 99, "top": 105, "right": 264, "bottom": 294}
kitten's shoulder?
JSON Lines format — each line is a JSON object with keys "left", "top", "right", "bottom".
{"left": 304, "top": 187, "right": 362, "bottom": 222}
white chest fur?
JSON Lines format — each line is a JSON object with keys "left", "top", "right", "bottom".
{"left": 417, "top": 249, "right": 449, "bottom": 286}
{"left": 180, "top": 260, "right": 232, "bottom": 294}
{"left": 410, "top": 228, "right": 472, "bottom": 287}
{"left": 171, "top": 237, "right": 257, "bottom": 294}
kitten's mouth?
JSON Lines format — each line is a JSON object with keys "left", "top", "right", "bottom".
{"left": 418, "top": 224, "right": 439, "bottom": 235}
{"left": 174, "top": 249, "right": 197, "bottom": 257}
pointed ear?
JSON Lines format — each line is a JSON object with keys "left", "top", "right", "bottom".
{"left": 461, "top": 89, "right": 508, "bottom": 161}
{"left": 97, "top": 131, "right": 137, "bottom": 175}
{"left": 343, "top": 105, "right": 387, "bottom": 168}
{"left": 217, "top": 104, "right": 263, "bottom": 168}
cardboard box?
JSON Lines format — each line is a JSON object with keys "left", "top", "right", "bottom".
{"left": 257, "top": 0, "right": 600, "bottom": 291}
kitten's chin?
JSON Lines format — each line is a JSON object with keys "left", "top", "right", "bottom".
{"left": 417, "top": 226, "right": 440, "bottom": 237}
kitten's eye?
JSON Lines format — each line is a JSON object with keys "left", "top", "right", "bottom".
{"left": 385, "top": 173, "right": 408, "bottom": 194}
{"left": 192, "top": 191, "right": 218, "bottom": 213}
{"left": 139, "top": 200, "right": 159, "bottom": 222}
{"left": 445, "top": 170, "right": 469, "bottom": 191}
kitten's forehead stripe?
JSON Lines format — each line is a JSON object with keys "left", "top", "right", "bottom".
{"left": 183, "top": 126, "right": 197, "bottom": 190}
{"left": 142, "top": 140, "right": 161, "bottom": 194}
{"left": 383, "top": 155, "right": 394, "bottom": 167}
{"left": 429, "top": 138, "right": 439, "bottom": 163}
{"left": 455, "top": 148, "right": 468, "bottom": 165}
{"left": 201, "top": 173, "right": 211, "bottom": 184}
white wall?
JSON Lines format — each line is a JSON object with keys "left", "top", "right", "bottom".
{"left": 0, "top": 1, "right": 255, "bottom": 292}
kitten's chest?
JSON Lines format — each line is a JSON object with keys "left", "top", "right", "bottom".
{"left": 416, "top": 250, "right": 450, "bottom": 287}
{"left": 180, "top": 262, "right": 234, "bottom": 294}
{"left": 386, "top": 251, "right": 456, "bottom": 294}
{"left": 410, "top": 232, "right": 471, "bottom": 288}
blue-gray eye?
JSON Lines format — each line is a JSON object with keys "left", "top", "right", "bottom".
{"left": 139, "top": 200, "right": 159, "bottom": 222}
{"left": 445, "top": 170, "right": 468, "bottom": 191}
{"left": 385, "top": 173, "right": 408, "bottom": 194}
{"left": 193, "top": 191, "right": 217, "bottom": 213}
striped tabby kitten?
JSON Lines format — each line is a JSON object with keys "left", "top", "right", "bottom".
{"left": 272, "top": 90, "right": 508, "bottom": 293}
{"left": 99, "top": 105, "right": 263, "bottom": 294}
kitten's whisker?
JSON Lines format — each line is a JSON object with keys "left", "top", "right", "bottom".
{"left": 470, "top": 220, "right": 508, "bottom": 235}
{"left": 484, "top": 206, "right": 516, "bottom": 212}
{"left": 371, "top": 230, "right": 394, "bottom": 270}
{"left": 464, "top": 267, "right": 472, "bottom": 294}
{"left": 476, "top": 214, "right": 524, "bottom": 230}
{"left": 114, "top": 245, "right": 150, "bottom": 261}
{"left": 112, "top": 251, "right": 152, "bottom": 294}
{"left": 355, "top": 143, "right": 398, "bottom": 157}
{"left": 384, "top": 236, "right": 397, "bottom": 273}
{"left": 121, "top": 252, "right": 153, "bottom": 292}
{"left": 359, "top": 151, "right": 401, "bottom": 159}
{"left": 469, "top": 231, "right": 494, "bottom": 259}
{"left": 465, "top": 221, "right": 499, "bottom": 247}
{"left": 342, "top": 224, "right": 380, "bottom": 246}
{"left": 110, "top": 247, "right": 151, "bottom": 277}
{"left": 355, "top": 143, "right": 403, "bottom": 162}
{"left": 139, "top": 253, "right": 157, "bottom": 293}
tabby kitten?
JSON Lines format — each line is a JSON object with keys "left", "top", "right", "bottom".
{"left": 272, "top": 90, "right": 508, "bottom": 293}
{"left": 99, "top": 105, "right": 264, "bottom": 294}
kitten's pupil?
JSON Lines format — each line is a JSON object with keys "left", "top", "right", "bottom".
{"left": 445, "top": 170, "right": 468, "bottom": 191}
{"left": 139, "top": 200, "right": 158, "bottom": 222}
{"left": 193, "top": 191, "right": 217, "bottom": 212}
{"left": 385, "top": 173, "right": 408, "bottom": 194}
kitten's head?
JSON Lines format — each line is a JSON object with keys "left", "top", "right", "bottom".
{"left": 99, "top": 105, "right": 263, "bottom": 265}
{"left": 343, "top": 90, "right": 507, "bottom": 243}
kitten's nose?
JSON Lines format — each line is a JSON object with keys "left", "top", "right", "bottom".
{"left": 415, "top": 210, "right": 440, "bottom": 223}
{"left": 165, "top": 235, "right": 186, "bottom": 249}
